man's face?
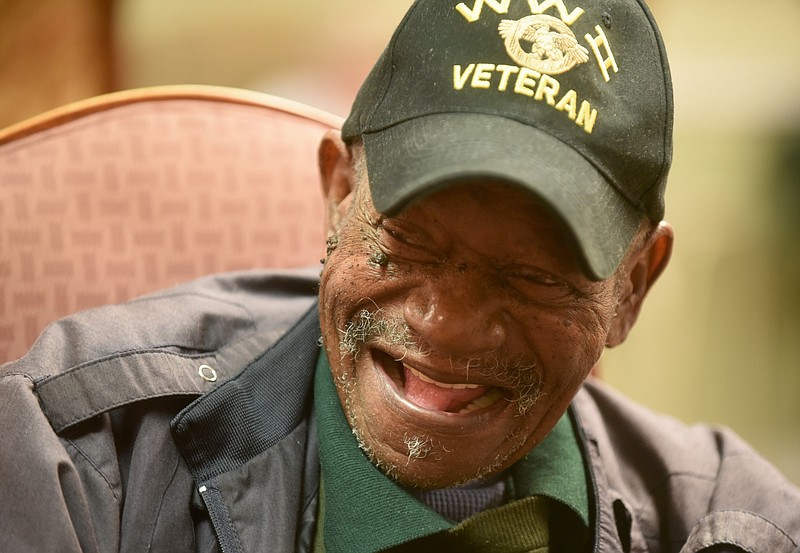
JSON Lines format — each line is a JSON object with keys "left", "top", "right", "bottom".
{"left": 318, "top": 178, "right": 624, "bottom": 489}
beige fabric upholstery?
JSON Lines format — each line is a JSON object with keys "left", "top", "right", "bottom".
{"left": 0, "top": 85, "right": 342, "bottom": 363}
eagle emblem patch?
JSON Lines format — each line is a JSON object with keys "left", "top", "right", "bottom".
{"left": 498, "top": 14, "right": 589, "bottom": 75}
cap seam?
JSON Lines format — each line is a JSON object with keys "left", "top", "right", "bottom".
{"left": 365, "top": 2, "right": 427, "bottom": 129}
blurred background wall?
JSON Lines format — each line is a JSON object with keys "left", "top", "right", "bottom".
{"left": 1, "top": 0, "right": 798, "bottom": 483}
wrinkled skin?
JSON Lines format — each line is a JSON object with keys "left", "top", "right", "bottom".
{"left": 317, "top": 134, "right": 672, "bottom": 489}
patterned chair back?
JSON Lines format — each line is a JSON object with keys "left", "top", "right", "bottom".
{"left": 0, "top": 85, "right": 342, "bottom": 362}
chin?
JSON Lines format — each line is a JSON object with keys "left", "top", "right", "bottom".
{"left": 333, "top": 349, "right": 547, "bottom": 490}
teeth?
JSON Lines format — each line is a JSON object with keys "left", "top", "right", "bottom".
{"left": 408, "top": 367, "right": 479, "bottom": 389}
{"left": 458, "top": 389, "right": 503, "bottom": 414}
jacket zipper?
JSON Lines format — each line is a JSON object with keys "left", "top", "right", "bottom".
{"left": 199, "top": 480, "right": 245, "bottom": 553}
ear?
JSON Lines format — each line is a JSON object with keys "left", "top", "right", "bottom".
{"left": 606, "top": 221, "right": 674, "bottom": 347}
{"left": 318, "top": 130, "right": 357, "bottom": 237}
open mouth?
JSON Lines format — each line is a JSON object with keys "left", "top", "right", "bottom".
{"left": 372, "top": 349, "right": 504, "bottom": 414}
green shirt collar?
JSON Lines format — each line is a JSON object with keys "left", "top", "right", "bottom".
{"left": 314, "top": 351, "right": 588, "bottom": 553}
{"left": 314, "top": 352, "right": 449, "bottom": 553}
{"left": 511, "top": 407, "right": 590, "bottom": 526}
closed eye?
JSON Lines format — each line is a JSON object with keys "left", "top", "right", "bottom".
{"left": 379, "top": 220, "right": 443, "bottom": 263}
{"left": 507, "top": 268, "right": 575, "bottom": 302}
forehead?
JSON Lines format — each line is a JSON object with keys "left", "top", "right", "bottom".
{"left": 366, "top": 179, "right": 585, "bottom": 271}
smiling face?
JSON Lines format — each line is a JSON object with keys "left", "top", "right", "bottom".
{"left": 316, "top": 139, "right": 665, "bottom": 489}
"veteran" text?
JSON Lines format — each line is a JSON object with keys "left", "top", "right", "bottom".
{"left": 454, "top": 62, "right": 598, "bottom": 133}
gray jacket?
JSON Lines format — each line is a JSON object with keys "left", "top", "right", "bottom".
{"left": 1, "top": 269, "right": 798, "bottom": 553}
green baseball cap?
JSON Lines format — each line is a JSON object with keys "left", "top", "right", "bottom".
{"left": 342, "top": 0, "right": 673, "bottom": 280}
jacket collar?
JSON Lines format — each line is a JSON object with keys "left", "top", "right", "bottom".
{"left": 171, "top": 303, "right": 321, "bottom": 483}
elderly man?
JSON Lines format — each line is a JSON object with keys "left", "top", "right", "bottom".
{"left": 2, "top": 0, "right": 799, "bottom": 552}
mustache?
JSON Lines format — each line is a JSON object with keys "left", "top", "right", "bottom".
{"left": 337, "top": 309, "right": 543, "bottom": 414}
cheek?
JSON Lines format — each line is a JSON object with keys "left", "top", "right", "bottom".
{"left": 319, "top": 252, "right": 362, "bottom": 354}
{"left": 319, "top": 242, "right": 397, "bottom": 352}
{"left": 322, "top": 238, "right": 373, "bottom": 294}
{"left": 526, "top": 310, "right": 610, "bottom": 381}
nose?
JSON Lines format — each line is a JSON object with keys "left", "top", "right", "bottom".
{"left": 403, "top": 275, "right": 508, "bottom": 357}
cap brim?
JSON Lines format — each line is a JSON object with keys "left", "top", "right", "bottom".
{"left": 361, "top": 113, "right": 643, "bottom": 280}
